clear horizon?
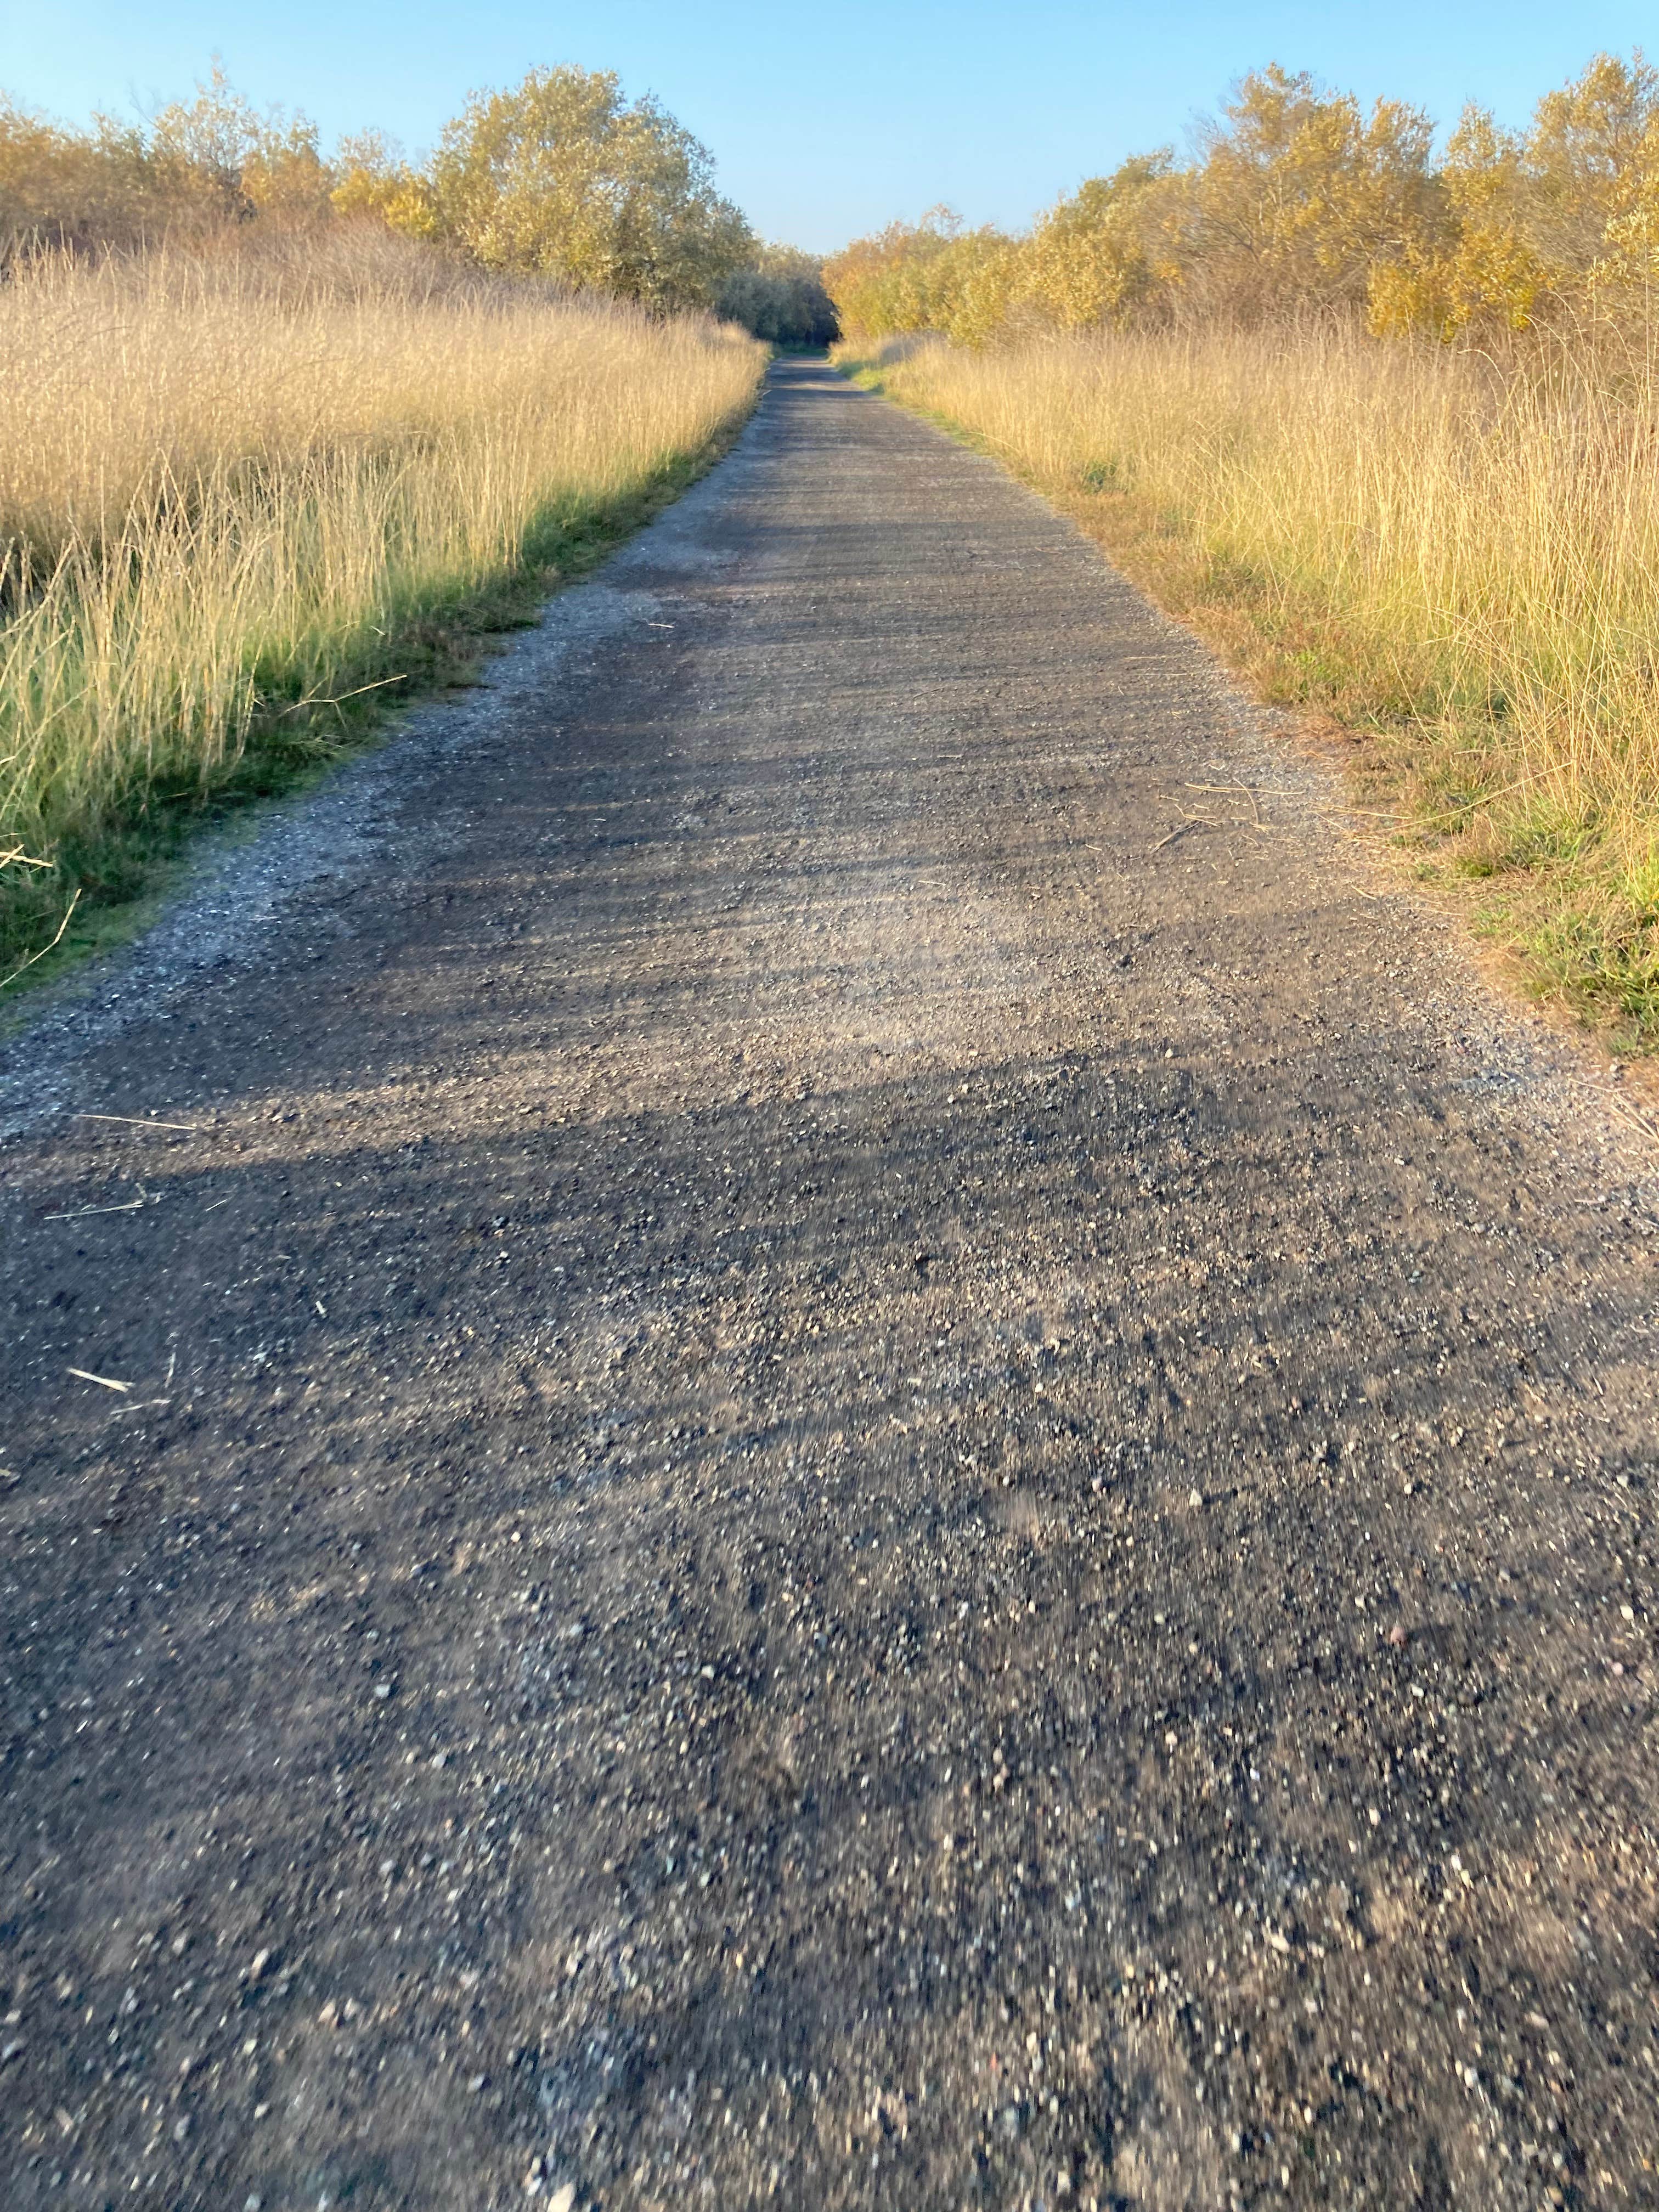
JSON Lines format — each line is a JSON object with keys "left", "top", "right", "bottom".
{"left": 1, "top": 0, "right": 1654, "bottom": 251}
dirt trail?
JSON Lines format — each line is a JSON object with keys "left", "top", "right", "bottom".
{"left": 3, "top": 359, "right": 1658, "bottom": 2210}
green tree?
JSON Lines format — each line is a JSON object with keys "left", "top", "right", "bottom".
{"left": 718, "top": 244, "right": 839, "bottom": 345}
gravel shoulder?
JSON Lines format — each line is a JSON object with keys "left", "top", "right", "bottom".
{"left": 2, "top": 359, "right": 1657, "bottom": 2211}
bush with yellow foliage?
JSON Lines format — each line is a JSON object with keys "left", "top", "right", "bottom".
{"left": 1, "top": 62, "right": 758, "bottom": 318}
{"left": 825, "top": 54, "right": 1659, "bottom": 347}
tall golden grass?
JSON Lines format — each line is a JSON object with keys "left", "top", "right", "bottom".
{"left": 0, "top": 229, "right": 764, "bottom": 973}
{"left": 845, "top": 324, "right": 1659, "bottom": 1035}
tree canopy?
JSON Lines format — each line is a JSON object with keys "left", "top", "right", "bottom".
{"left": 417, "top": 68, "right": 752, "bottom": 312}
{"left": 824, "top": 53, "right": 1659, "bottom": 346}
{"left": 1, "top": 63, "right": 762, "bottom": 322}
{"left": 716, "top": 244, "right": 839, "bottom": 346}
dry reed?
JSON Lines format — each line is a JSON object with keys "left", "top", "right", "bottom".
{"left": 847, "top": 324, "right": 1659, "bottom": 1035}
{"left": 0, "top": 230, "right": 765, "bottom": 971}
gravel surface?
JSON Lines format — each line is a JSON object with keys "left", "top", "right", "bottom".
{"left": 2, "top": 359, "right": 1658, "bottom": 2211}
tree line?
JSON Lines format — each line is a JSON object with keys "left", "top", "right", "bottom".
{"left": 0, "top": 63, "right": 838, "bottom": 342}
{"left": 823, "top": 55, "right": 1659, "bottom": 346}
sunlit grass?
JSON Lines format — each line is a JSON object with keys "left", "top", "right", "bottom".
{"left": 842, "top": 323, "right": 1659, "bottom": 1041}
{"left": 0, "top": 230, "right": 765, "bottom": 974}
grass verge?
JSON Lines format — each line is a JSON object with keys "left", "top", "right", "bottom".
{"left": 1, "top": 233, "right": 766, "bottom": 997}
{"left": 837, "top": 328, "right": 1659, "bottom": 1050}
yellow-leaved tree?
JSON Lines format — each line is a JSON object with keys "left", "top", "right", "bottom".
{"left": 823, "top": 69, "right": 1448, "bottom": 345}
{"left": 1017, "top": 156, "right": 1174, "bottom": 332}
{"left": 424, "top": 66, "right": 752, "bottom": 312}
{"left": 329, "top": 132, "right": 441, "bottom": 241}
{"left": 1, "top": 66, "right": 338, "bottom": 256}
{"left": 1371, "top": 54, "right": 1659, "bottom": 335}
{"left": 1159, "top": 67, "right": 1442, "bottom": 324}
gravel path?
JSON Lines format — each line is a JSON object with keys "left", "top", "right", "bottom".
{"left": 3, "top": 359, "right": 1658, "bottom": 2211}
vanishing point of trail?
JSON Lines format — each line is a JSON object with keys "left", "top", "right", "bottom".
{"left": 3, "top": 362, "right": 1657, "bottom": 2209}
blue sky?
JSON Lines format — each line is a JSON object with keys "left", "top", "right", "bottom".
{"left": 1, "top": 0, "right": 1652, "bottom": 250}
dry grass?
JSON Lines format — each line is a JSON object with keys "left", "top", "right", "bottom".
{"left": 0, "top": 229, "right": 764, "bottom": 974}
{"left": 842, "top": 324, "right": 1659, "bottom": 1041}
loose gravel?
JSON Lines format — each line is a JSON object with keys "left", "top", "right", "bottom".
{"left": 2, "top": 360, "right": 1657, "bottom": 2210}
